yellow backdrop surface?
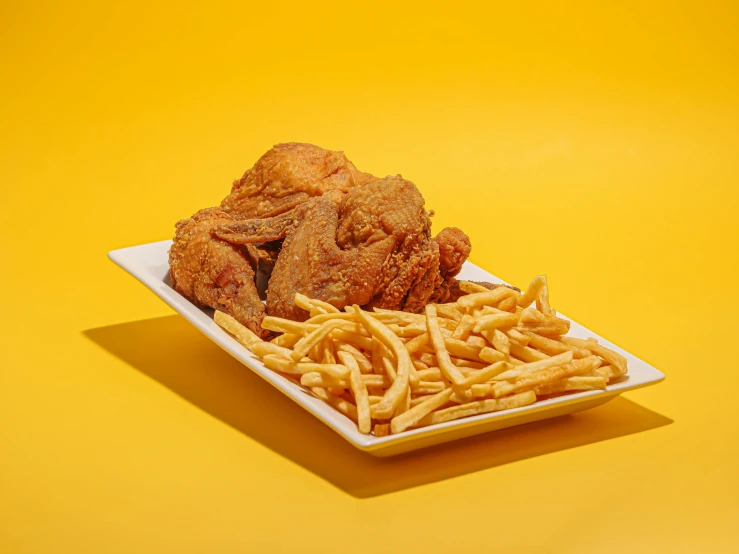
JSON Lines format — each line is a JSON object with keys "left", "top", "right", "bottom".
{"left": 2, "top": 1, "right": 738, "bottom": 552}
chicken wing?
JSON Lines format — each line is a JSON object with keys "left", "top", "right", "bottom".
{"left": 168, "top": 207, "right": 269, "bottom": 338}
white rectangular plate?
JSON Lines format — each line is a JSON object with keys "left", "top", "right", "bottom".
{"left": 109, "top": 240, "right": 665, "bottom": 456}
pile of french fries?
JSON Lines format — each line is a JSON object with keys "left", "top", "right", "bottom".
{"left": 215, "top": 276, "right": 627, "bottom": 436}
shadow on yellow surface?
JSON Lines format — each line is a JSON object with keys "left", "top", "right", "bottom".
{"left": 84, "top": 315, "right": 672, "bottom": 498}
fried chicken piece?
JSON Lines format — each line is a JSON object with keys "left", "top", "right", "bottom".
{"left": 168, "top": 207, "right": 270, "bottom": 338}
{"left": 429, "top": 227, "right": 472, "bottom": 303}
{"left": 220, "top": 142, "right": 376, "bottom": 219}
{"left": 216, "top": 176, "right": 463, "bottom": 320}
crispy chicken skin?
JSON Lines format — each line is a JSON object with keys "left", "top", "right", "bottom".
{"left": 216, "top": 176, "right": 471, "bottom": 320}
{"left": 168, "top": 207, "right": 269, "bottom": 338}
{"left": 429, "top": 227, "right": 472, "bottom": 303}
{"left": 220, "top": 142, "right": 376, "bottom": 218}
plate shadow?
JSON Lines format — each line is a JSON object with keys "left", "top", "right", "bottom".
{"left": 84, "top": 315, "right": 672, "bottom": 498}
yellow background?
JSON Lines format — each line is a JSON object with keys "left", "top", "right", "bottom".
{"left": 2, "top": 1, "right": 738, "bottom": 552}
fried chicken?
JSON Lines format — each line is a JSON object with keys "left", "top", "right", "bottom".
{"left": 220, "top": 142, "right": 376, "bottom": 218}
{"left": 168, "top": 207, "right": 270, "bottom": 338}
{"left": 429, "top": 226, "right": 472, "bottom": 303}
{"left": 216, "top": 176, "right": 470, "bottom": 320}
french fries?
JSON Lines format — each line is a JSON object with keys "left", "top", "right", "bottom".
{"left": 215, "top": 277, "right": 629, "bottom": 436}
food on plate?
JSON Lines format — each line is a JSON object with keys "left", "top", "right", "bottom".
{"left": 168, "top": 207, "right": 269, "bottom": 339}
{"left": 169, "top": 144, "right": 477, "bottom": 332}
{"left": 215, "top": 175, "right": 470, "bottom": 320}
{"left": 214, "top": 275, "right": 628, "bottom": 435}
{"left": 220, "top": 142, "right": 375, "bottom": 219}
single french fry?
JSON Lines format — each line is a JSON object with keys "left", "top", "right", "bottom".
{"left": 309, "top": 298, "right": 340, "bottom": 314}
{"left": 251, "top": 341, "right": 302, "bottom": 360}
{"left": 310, "top": 306, "right": 328, "bottom": 317}
{"left": 390, "top": 388, "right": 454, "bottom": 434}
{"left": 470, "top": 383, "right": 493, "bottom": 397}
{"left": 416, "top": 368, "right": 443, "bottom": 381}
{"left": 451, "top": 315, "right": 476, "bottom": 340}
{"left": 536, "top": 283, "right": 552, "bottom": 316}
{"left": 291, "top": 320, "right": 346, "bottom": 361}
{"left": 518, "top": 275, "right": 547, "bottom": 308}
{"left": 395, "top": 387, "right": 411, "bottom": 416}
{"left": 479, "top": 346, "right": 507, "bottom": 364}
{"left": 338, "top": 352, "right": 371, "bottom": 434}
{"left": 437, "top": 304, "right": 464, "bottom": 323}
{"left": 466, "top": 335, "right": 487, "bottom": 349}
{"left": 425, "top": 305, "right": 466, "bottom": 386}
{"left": 373, "top": 423, "right": 391, "bottom": 437}
{"left": 452, "top": 358, "right": 486, "bottom": 369}
{"left": 459, "top": 281, "right": 491, "bottom": 294}
{"left": 444, "top": 337, "right": 483, "bottom": 361}
{"left": 336, "top": 343, "right": 373, "bottom": 373}
{"left": 271, "top": 332, "right": 302, "bottom": 348}
{"left": 509, "top": 343, "right": 550, "bottom": 363}
{"left": 354, "top": 305, "right": 411, "bottom": 419}
{"left": 263, "top": 355, "right": 349, "bottom": 379}
{"left": 535, "top": 375, "right": 607, "bottom": 395}
{"left": 498, "top": 296, "right": 518, "bottom": 312}
{"left": 294, "top": 292, "right": 316, "bottom": 313}
{"left": 463, "top": 361, "right": 509, "bottom": 387}
{"left": 305, "top": 312, "right": 356, "bottom": 324}
{"left": 493, "top": 351, "right": 574, "bottom": 381}
{"left": 382, "top": 356, "right": 398, "bottom": 381}
{"left": 331, "top": 328, "right": 374, "bottom": 350}
{"left": 214, "top": 311, "right": 263, "bottom": 348}
{"left": 405, "top": 332, "right": 430, "bottom": 355}
{"left": 561, "top": 337, "right": 628, "bottom": 375}
{"left": 412, "top": 358, "right": 429, "bottom": 370}
{"left": 473, "top": 312, "right": 520, "bottom": 332}
{"left": 595, "top": 365, "right": 620, "bottom": 380}
{"left": 458, "top": 286, "right": 519, "bottom": 309}
{"left": 490, "top": 328, "right": 511, "bottom": 355}
{"left": 418, "top": 391, "right": 537, "bottom": 426}
{"left": 504, "top": 328, "right": 531, "bottom": 346}
{"left": 412, "top": 381, "right": 448, "bottom": 395}
{"left": 300, "top": 372, "right": 391, "bottom": 388}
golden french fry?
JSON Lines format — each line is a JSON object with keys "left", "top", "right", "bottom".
{"left": 595, "top": 365, "right": 620, "bottom": 380}
{"left": 336, "top": 343, "right": 373, "bottom": 373}
{"left": 518, "top": 275, "right": 547, "bottom": 308}
{"left": 263, "top": 355, "right": 349, "bottom": 379}
{"left": 498, "top": 296, "right": 518, "bottom": 312}
{"left": 473, "top": 312, "right": 520, "bottom": 332}
{"left": 470, "top": 383, "right": 493, "bottom": 397}
{"left": 459, "top": 281, "right": 491, "bottom": 293}
{"left": 395, "top": 388, "right": 411, "bottom": 417}
{"left": 309, "top": 298, "right": 340, "bottom": 314}
{"left": 493, "top": 351, "right": 573, "bottom": 381}
{"left": 463, "top": 361, "right": 509, "bottom": 387}
{"left": 305, "top": 312, "right": 356, "bottom": 324}
{"left": 509, "top": 343, "right": 551, "bottom": 363}
{"left": 373, "top": 423, "right": 391, "bottom": 437}
{"left": 382, "top": 356, "right": 398, "bottom": 381}
{"left": 457, "top": 286, "right": 518, "bottom": 309}
{"left": 214, "top": 310, "right": 263, "bottom": 348}
{"left": 300, "top": 372, "right": 391, "bottom": 388}
{"left": 451, "top": 314, "right": 476, "bottom": 340}
{"left": 444, "top": 337, "right": 483, "bottom": 361}
{"left": 536, "top": 283, "right": 552, "bottom": 316}
{"left": 331, "top": 328, "right": 374, "bottom": 350}
{"left": 251, "top": 341, "right": 301, "bottom": 360}
{"left": 338, "top": 352, "right": 371, "bottom": 434}
{"left": 479, "top": 346, "right": 507, "bottom": 364}
{"left": 390, "top": 389, "right": 454, "bottom": 434}
{"left": 504, "top": 328, "right": 531, "bottom": 346}
{"left": 452, "top": 358, "right": 486, "bottom": 369}
{"left": 535, "top": 375, "right": 607, "bottom": 395}
{"left": 412, "top": 358, "right": 429, "bottom": 370}
{"left": 416, "top": 368, "right": 443, "bottom": 381}
{"left": 354, "top": 305, "right": 411, "bottom": 419}
{"left": 270, "top": 332, "right": 302, "bottom": 348}
{"left": 291, "top": 320, "right": 346, "bottom": 361}
{"left": 405, "top": 332, "right": 430, "bottom": 355}
{"left": 418, "top": 391, "right": 537, "bottom": 426}
{"left": 411, "top": 381, "right": 448, "bottom": 395}
{"left": 294, "top": 292, "right": 316, "bottom": 313}
{"left": 425, "top": 305, "right": 466, "bottom": 386}
{"left": 561, "top": 337, "right": 628, "bottom": 375}
{"left": 310, "top": 305, "right": 328, "bottom": 317}
{"left": 436, "top": 304, "right": 464, "bottom": 322}
{"left": 466, "top": 335, "right": 487, "bottom": 349}
{"left": 490, "top": 328, "right": 511, "bottom": 355}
